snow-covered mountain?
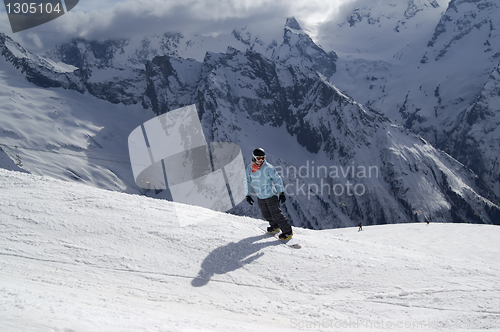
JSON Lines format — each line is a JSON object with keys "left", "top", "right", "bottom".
{"left": 0, "top": 34, "right": 151, "bottom": 193}
{"left": 443, "top": 63, "right": 500, "bottom": 199}
{"left": 1, "top": 7, "right": 499, "bottom": 227}
{"left": 1, "top": 168, "right": 500, "bottom": 331}
{"left": 321, "top": 0, "right": 500, "bottom": 200}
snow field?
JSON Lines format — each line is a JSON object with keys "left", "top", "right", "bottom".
{"left": 0, "top": 168, "right": 499, "bottom": 331}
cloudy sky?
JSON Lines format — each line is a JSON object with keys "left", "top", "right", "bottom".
{"left": 1, "top": 0, "right": 359, "bottom": 52}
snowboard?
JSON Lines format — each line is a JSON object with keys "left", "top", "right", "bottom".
{"left": 258, "top": 223, "right": 301, "bottom": 248}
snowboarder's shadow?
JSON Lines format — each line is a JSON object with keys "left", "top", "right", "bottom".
{"left": 192, "top": 234, "right": 279, "bottom": 287}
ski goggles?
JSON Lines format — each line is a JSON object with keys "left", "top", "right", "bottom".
{"left": 253, "top": 155, "right": 265, "bottom": 161}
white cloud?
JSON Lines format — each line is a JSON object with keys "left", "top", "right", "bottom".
{"left": 1, "top": 0, "right": 357, "bottom": 52}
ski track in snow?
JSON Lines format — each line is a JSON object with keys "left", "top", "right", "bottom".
{"left": 1, "top": 169, "right": 500, "bottom": 331}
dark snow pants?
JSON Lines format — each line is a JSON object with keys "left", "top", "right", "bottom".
{"left": 257, "top": 195, "right": 292, "bottom": 234}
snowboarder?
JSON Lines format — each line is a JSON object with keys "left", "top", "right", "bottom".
{"left": 358, "top": 222, "right": 362, "bottom": 231}
{"left": 245, "top": 148, "right": 293, "bottom": 240}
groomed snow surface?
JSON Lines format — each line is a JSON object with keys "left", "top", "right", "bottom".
{"left": 1, "top": 169, "right": 499, "bottom": 332}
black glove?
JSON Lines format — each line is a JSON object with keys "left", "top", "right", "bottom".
{"left": 246, "top": 196, "right": 254, "bottom": 205}
{"left": 279, "top": 192, "right": 286, "bottom": 203}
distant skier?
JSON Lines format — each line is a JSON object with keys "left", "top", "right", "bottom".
{"left": 358, "top": 222, "right": 362, "bottom": 231}
{"left": 245, "top": 148, "right": 293, "bottom": 240}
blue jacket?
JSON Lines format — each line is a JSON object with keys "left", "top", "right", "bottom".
{"left": 246, "top": 161, "right": 284, "bottom": 199}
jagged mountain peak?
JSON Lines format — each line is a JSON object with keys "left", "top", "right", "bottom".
{"left": 273, "top": 18, "right": 337, "bottom": 78}
{"left": 285, "top": 17, "right": 303, "bottom": 31}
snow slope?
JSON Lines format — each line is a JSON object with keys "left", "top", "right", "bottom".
{"left": 0, "top": 43, "right": 152, "bottom": 194}
{"left": 1, "top": 169, "right": 499, "bottom": 331}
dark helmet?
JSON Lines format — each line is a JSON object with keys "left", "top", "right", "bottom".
{"left": 252, "top": 148, "right": 266, "bottom": 162}
{"left": 253, "top": 148, "right": 266, "bottom": 157}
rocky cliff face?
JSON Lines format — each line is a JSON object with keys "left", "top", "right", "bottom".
{"left": 0, "top": 34, "right": 83, "bottom": 91}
